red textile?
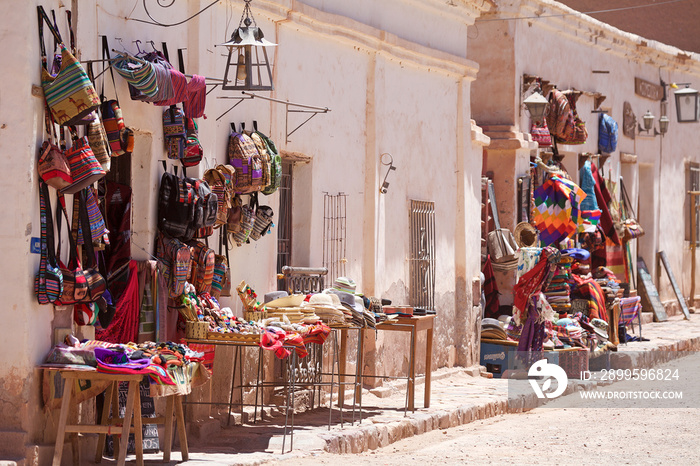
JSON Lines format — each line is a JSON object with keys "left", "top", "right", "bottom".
{"left": 513, "top": 249, "right": 557, "bottom": 316}
{"left": 482, "top": 256, "right": 501, "bottom": 319}
{"left": 591, "top": 162, "right": 621, "bottom": 245}
{"left": 96, "top": 261, "right": 140, "bottom": 343}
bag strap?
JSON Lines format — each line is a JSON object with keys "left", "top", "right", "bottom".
{"left": 37, "top": 6, "right": 63, "bottom": 64}
{"left": 41, "top": 182, "right": 59, "bottom": 266}
{"left": 250, "top": 192, "right": 259, "bottom": 213}
{"left": 38, "top": 182, "right": 50, "bottom": 269}
{"left": 620, "top": 178, "right": 636, "bottom": 220}
{"left": 56, "top": 193, "right": 81, "bottom": 269}
{"left": 101, "top": 36, "right": 119, "bottom": 102}
{"left": 66, "top": 10, "right": 75, "bottom": 55}
{"left": 78, "top": 189, "right": 99, "bottom": 269}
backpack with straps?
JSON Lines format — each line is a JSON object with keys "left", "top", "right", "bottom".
{"left": 188, "top": 240, "right": 216, "bottom": 295}
{"left": 155, "top": 231, "right": 191, "bottom": 298}
{"left": 255, "top": 130, "right": 282, "bottom": 195}
{"left": 182, "top": 117, "right": 203, "bottom": 168}
{"left": 157, "top": 170, "right": 196, "bottom": 240}
{"left": 163, "top": 105, "right": 186, "bottom": 160}
{"left": 228, "top": 125, "right": 263, "bottom": 194}
{"left": 598, "top": 113, "right": 618, "bottom": 154}
{"left": 203, "top": 164, "right": 235, "bottom": 227}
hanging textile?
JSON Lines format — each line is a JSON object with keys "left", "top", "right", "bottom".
{"left": 591, "top": 162, "right": 621, "bottom": 245}
{"left": 517, "top": 297, "right": 546, "bottom": 353}
{"left": 482, "top": 255, "right": 501, "bottom": 319}
{"left": 512, "top": 247, "right": 560, "bottom": 324}
{"left": 579, "top": 160, "right": 599, "bottom": 211}
{"left": 104, "top": 181, "right": 132, "bottom": 279}
{"left": 532, "top": 176, "right": 587, "bottom": 246}
{"left": 571, "top": 273, "right": 608, "bottom": 321}
{"left": 96, "top": 260, "right": 139, "bottom": 343}
{"left": 137, "top": 261, "right": 158, "bottom": 343}
{"left": 516, "top": 247, "right": 543, "bottom": 281}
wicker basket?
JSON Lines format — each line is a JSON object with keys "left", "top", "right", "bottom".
{"left": 243, "top": 309, "right": 267, "bottom": 322}
{"left": 207, "top": 331, "right": 261, "bottom": 343}
{"left": 185, "top": 321, "right": 209, "bottom": 340}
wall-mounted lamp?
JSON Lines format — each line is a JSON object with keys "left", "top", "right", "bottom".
{"left": 523, "top": 88, "right": 549, "bottom": 125}
{"left": 672, "top": 83, "right": 699, "bottom": 122}
{"left": 217, "top": 0, "right": 276, "bottom": 91}
{"left": 379, "top": 153, "right": 396, "bottom": 194}
{"left": 637, "top": 110, "right": 669, "bottom": 136}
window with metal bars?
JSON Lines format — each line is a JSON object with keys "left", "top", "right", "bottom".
{"left": 409, "top": 200, "right": 436, "bottom": 311}
{"left": 688, "top": 163, "right": 700, "bottom": 246}
{"left": 276, "top": 161, "right": 293, "bottom": 290}
{"left": 322, "top": 193, "right": 347, "bottom": 285}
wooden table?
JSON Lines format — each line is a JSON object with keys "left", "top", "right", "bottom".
{"left": 49, "top": 368, "right": 188, "bottom": 466}
{"left": 373, "top": 315, "right": 435, "bottom": 411}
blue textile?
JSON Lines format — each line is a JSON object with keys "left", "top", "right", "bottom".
{"left": 579, "top": 161, "right": 599, "bottom": 211}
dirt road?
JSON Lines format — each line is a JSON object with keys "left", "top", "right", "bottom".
{"left": 300, "top": 354, "right": 700, "bottom": 465}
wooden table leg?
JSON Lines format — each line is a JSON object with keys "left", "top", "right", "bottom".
{"left": 52, "top": 375, "right": 74, "bottom": 466}
{"left": 111, "top": 382, "right": 120, "bottom": 462}
{"left": 116, "top": 381, "right": 138, "bottom": 466}
{"left": 95, "top": 382, "right": 115, "bottom": 463}
{"left": 175, "top": 395, "right": 189, "bottom": 461}
{"left": 163, "top": 395, "right": 175, "bottom": 462}
{"left": 132, "top": 384, "right": 144, "bottom": 466}
{"left": 338, "top": 329, "right": 348, "bottom": 408}
{"left": 424, "top": 326, "right": 433, "bottom": 408}
{"left": 408, "top": 326, "right": 416, "bottom": 412}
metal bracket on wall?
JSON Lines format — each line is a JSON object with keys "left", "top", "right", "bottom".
{"left": 216, "top": 91, "right": 330, "bottom": 142}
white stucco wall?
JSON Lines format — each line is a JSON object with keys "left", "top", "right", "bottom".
{"left": 0, "top": 0, "right": 489, "bottom": 460}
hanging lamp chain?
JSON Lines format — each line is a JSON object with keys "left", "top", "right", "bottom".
{"left": 239, "top": 0, "right": 257, "bottom": 28}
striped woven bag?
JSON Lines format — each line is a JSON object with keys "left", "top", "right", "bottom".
{"left": 65, "top": 136, "right": 106, "bottom": 191}
{"left": 113, "top": 56, "right": 158, "bottom": 98}
{"left": 41, "top": 45, "right": 100, "bottom": 126}
{"left": 188, "top": 241, "right": 216, "bottom": 295}
{"left": 155, "top": 232, "right": 192, "bottom": 298}
{"left": 34, "top": 182, "right": 63, "bottom": 304}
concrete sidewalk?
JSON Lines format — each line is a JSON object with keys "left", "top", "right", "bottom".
{"left": 137, "top": 313, "right": 700, "bottom": 465}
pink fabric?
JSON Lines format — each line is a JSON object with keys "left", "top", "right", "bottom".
{"left": 183, "top": 75, "right": 206, "bottom": 118}
{"left": 154, "top": 69, "right": 188, "bottom": 107}
{"left": 96, "top": 261, "right": 140, "bottom": 343}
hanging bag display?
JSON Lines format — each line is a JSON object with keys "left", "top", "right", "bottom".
{"left": 38, "top": 7, "right": 100, "bottom": 126}
{"left": 86, "top": 113, "right": 111, "bottom": 171}
{"left": 203, "top": 165, "right": 234, "bottom": 227}
{"left": 99, "top": 37, "right": 134, "bottom": 157}
{"left": 112, "top": 55, "right": 159, "bottom": 99}
{"left": 188, "top": 240, "right": 216, "bottom": 295}
{"left": 211, "top": 230, "right": 229, "bottom": 299}
{"left": 598, "top": 112, "right": 619, "bottom": 154}
{"left": 619, "top": 179, "right": 645, "bottom": 242}
{"left": 248, "top": 193, "right": 275, "bottom": 241}
{"left": 34, "top": 181, "right": 63, "bottom": 304}
{"left": 486, "top": 180, "right": 518, "bottom": 263}
{"left": 55, "top": 195, "right": 88, "bottom": 305}
{"left": 228, "top": 124, "right": 264, "bottom": 194}
{"left": 182, "top": 117, "right": 203, "bottom": 168}
{"left": 254, "top": 127, "right": 282, "bottom": 195}
{"left": 64, "top": 132, "right": 107, "bottom": 192}
{"left": 530, "top": 120, "right": 552, "bottom": 148}
{"left": 163, "top": 105, "right": 186, "bottom": 160}
{"left": 231, "top": 196, "right": 255, "bottom": 246}
{"left": 38, "top": 101, "right": 72, "bottom": 190}
{"left": 155, "top": 231, "right": 192, "bottom": 298}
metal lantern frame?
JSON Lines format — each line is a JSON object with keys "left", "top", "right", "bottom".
{"left": 218, "top": 0, "right": 276, "bottom": 91}
{"left": 523, "top": 90, "right": 549, "bottom": 125}
{"left": 674, "top": 85, "right": 699, "bottom": 123}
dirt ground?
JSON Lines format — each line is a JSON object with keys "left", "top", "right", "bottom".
{"left": 298, "top": 354, "right": 700, "bottom": 466}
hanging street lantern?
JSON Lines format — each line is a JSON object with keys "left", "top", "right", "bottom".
{"left": 218, "top": 0, "right": 276, "bottom": 91}
{"left": 674, "top": 85, "right": 699, "bottom": 122}
{"left": 658, "top": 115, "right": 670, "bottom": 134}
{"left": 642, "top": 110, "right": 655, "bottom": 131}
{"left": 523, "top": 90, "right": 549, "bottom": 125}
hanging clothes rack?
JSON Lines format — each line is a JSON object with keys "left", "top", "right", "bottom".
{"left": 217, "top": 91, "right": 331, "bottom": 142}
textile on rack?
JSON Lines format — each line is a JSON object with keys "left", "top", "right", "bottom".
{"left": 619, "top": 296, "right": 641, "bottom": 326}
{"left": 482, "top": 255, "right": 501, "bottom": 319}
{"left": 104, "top": 181, "right": 131, "bottom": 291}
{"left": 591, "top": 161, "right": 621, "bottom": 245}
{"left": 183, "top": 75, "right": 206, "bottom": 119}
{"left": 516, "top": 248, "right": 542, "bottom": 281}
{"left": 604, "top": 237, "right": 628, "bottom": 281}
{"left": 532, "top": 176, "right": 587, "bottom": 246}
{"left": 517, "top": 296, "right": 546, "bottom": 353}
{"left": 513, "top": 247, "right": 560, "bottom": 324}
{"left": 96, "top": 260, "right": 140, "bottom": 344}
{"left": 571, "top": 273, "right": 608, "bottom": 321}
{"left": 137, "top": 261, "right": 158, "bottom": 343}
{"left": 579, "top": 160, "right": 599, "bottom": 211}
